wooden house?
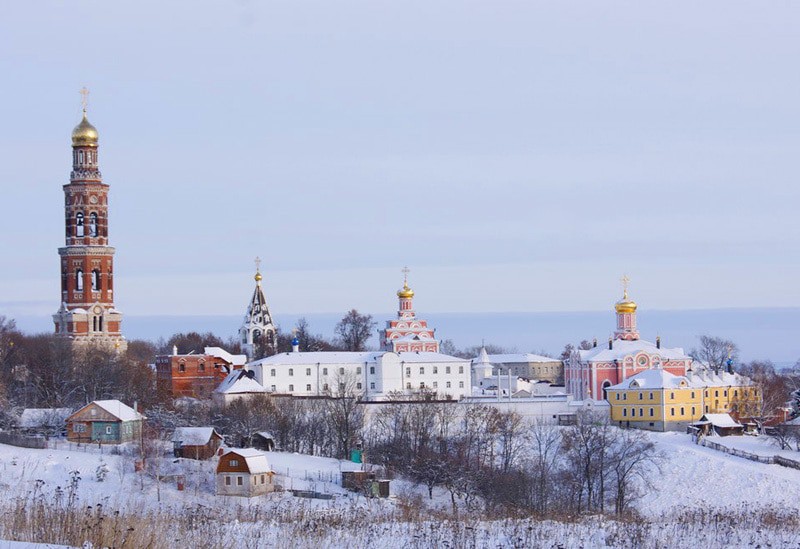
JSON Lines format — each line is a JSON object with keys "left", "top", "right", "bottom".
{"left": 251, "top": 431, "right": 275, "bottom": 451}
{"left": 65, "top": 400, "right": 144, "bottom": 444}
{"left": 18, "top": 408, "right": 72, "bottom": 437}
{"left": 692, "top": 413, "right": 744, "bottom": 437}
{"left": 172, "top": 427, "right": 223, "bottom": 460}
{"left": 216, "top": 449, "right": 275, "bottom": 497}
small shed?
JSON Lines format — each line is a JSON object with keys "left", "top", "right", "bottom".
{"left": 216, "top": 448, "right": 275, "bottom": 497}
{"left": 172, "top": 427, "right": 223, "bottom": 460}
{"left": 251, "top": 431, "right": 275, "bottom": 451}
{"left": 693, "top": 413, "right": 744, "bottom": 437}
{"left": 18, "top": 408, "right": 72, "bottom": 436}
{"left": 65, "top": 400, "right": 144, "bottom": 444}
{"left": 341, "top": 471, "right": 376, "bottom": 492}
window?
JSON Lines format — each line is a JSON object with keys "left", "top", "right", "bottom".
{"left": 705, "top": 405, "right": 709, "bottom": 413}
{"left": 339, "top": 383, "right": 345, "bottom": 392}
{"left": 406, "top": 367, "right": 411, "bottom": 376}
{"left": 723, "top": 390, "right": 728, "bottom": 397}
{"left": 76, "top": 269, "right": 83, "bottom": 291}
{"left": 74, "top": 423, "right": 86, "bottom": 433}
{"left": 225, "top": 476, "right": 231, "bottom": 486}
{"left": 270, "top": 385, "right": 276, "bottom": 391}
{"left": 323, "top": 368, "right": 328, "bottom": 376}
{"left": 639, "top": 392, "right": 643, "bottom": 400}
{"left": 406, "top": 382, "right": 411, "bottom": 389}
{"left": 623, "top": 393, "right": 627, "bottom": 401}
{"left": 370, "top": 382, "right": 375, "bottom": 389}
{"left": 237, "top": 477, "right": 243, "bottom": 486}
{"left": 323, "top": 383, "right": 329, "bottom": 391}
{"left": 691, "top": 406, "right": 695, "bottom": 415}
{"left": 420, "top": 382, "right": 426, "bottom": 389}
{"left": 91, "top": 408, "right": 97, "bottom": 416}
{"left": 306, "top": 368, "right": 311, "bottom": 376}
{"left": 230, "top": 459, "right": 239, "bottom": 466}
{"left": 433, "top": 381, "right": 438, "bottom": 388}
{"left": 691, "top": 391, "right": 695, "bottom": 399}
{"left": 670, "top": 392, "right": 675, "bottom": 400}
{"left": 420, "top": 367, "right": 425, "bottom": 375}
{"left": 76, "top": 212, "right": 85, "bottom": 237}
{"left": 446, "top": 366, "right": 451, "bottom": 374}
{"left": 639, "top": 408, "right": 644, "bottom": 417}
{"left": 459, "top": 366, "right": 464, "bottom": 374}
{"left": 261, "top": 474, "right": 265, "bottom": 484}
{"left": 649, "top": 392, "right": 654, "bottom": 400}
{"left": 179, "top": 362, "right": 185, "bottom": 372}
{"left": 288, "top": 369, "right": 294, "bottom": 376}
{"left": 615, "top": 393, "right": 619, "bottom": 400}
{"left": 89, "top": 213, "right": 98, "bottom": 237}
{"left": 356, "top": 382, "right": 362, "bottom": 389}
{"left": 306, "top": 384, "right": 311, "bottom": 391}
{"left": 649, "top": 408, "right": 654, "bottom": 417}
{"left": 289, "top": 384, "right": 294, "bottom": 391}
{"left": 623, "top": 408, "right": 627, "bottom": 417}
{"left": 106, "top": 426, "right": 112, "bottom": 434}
{"left": 91, "top": 270, "right": 100, "bottom": 291}
{"left": 459, "top": 381, "right": 464, "bottom": 388}
{"left": 356, "top": 367, "right": 361, "bottom": 375}
{"left": 680, "top": 407, "right": 685, "bottom": 415}
{"left": 433, "top": 366, "right": 438, "bottom": 374}
{"left": 270, "top": 369, "right": 276, "bottom": 377}
{"left": 198, "top": 362, "right": 205, "bottom": 372}
{"left": 715, "top": 390, "right": 719, "bottom": 397}
{"left": 369, "top": 366, "right": 375, "bottom": 375}
{"left": 734, "top": 390, "right": 738, "bottom": 397}
{"left": 339, "top": 368, "right": 344, "bottom": 375}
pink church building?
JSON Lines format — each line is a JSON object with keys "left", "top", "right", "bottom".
{"left": 380, "top": 272, "right": 440, "bottom": 353}
{"left": 565, "top": 283, "right": 692, "bottom": 402}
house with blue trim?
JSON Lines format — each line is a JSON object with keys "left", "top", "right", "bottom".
{"left": 66, "top": 400, "right": 144, "bottom": 444}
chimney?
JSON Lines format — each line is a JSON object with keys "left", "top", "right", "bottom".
{"left": 608, "top": 337, "right": 613, "bottom": 350}
{"left": 172, "top": 345, "right": 178, "bottom": 356}
{"left": 656, "top": 336, "right": 661, "bottom": 349}
{"left": 593, "top": 338, "right": 597, "bottom": 348}
{"left": 133, "top": 400, "right": 138, "bottom": 413}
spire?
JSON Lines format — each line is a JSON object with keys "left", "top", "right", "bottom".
{"left": 614, "top": 275, "right": 640, "bottom": 341}
{"left": 254, "top": 256, "right": 263, "bottom": 284}
{"left": 240, "top": 260, "right": 276, "bottom": 359}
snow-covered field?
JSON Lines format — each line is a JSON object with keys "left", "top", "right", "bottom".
{"left": 0, "top": 431, "right": 799, "bottom": 548}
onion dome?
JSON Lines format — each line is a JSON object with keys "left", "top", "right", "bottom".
{"left": 72, "top": 113, "right": 99, "bottom": 147}
{"left": 615, "top": 289, "right": 637, "bottom": 314}
{"left": 397, "top": 281, "right": 414, "bottom": 299}
{"left": 254, "top": 271, "right": 263, "bottom": 283}
{"left": 291, "top": 336, "right": 300, "bottom": 347}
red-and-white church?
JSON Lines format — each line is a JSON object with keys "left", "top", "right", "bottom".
{"left": 380, "top": 270, "right": 440, "bottom": 353}
{"left": 52, "top": 92, "right": 126, "bottom": 350}
{"left": 565, "top": 279, "right": 692, "bottom": 401}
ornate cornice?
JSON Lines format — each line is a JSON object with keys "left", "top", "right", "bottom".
{"left": 58, "top": 245, "right": 116, "bottom": 256}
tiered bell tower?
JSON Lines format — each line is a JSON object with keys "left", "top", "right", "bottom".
{"left": 53, "top": 89, "right": 125, "bottom": 350}
{"left": 613, "top": 275, "right": 640, "bottom": 341}
{"left": 380, "top": 268, "right": 440, "bottom": 353}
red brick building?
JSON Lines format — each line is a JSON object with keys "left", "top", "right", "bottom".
{"left": 52, "top": 93, "right": 125, "bottom": 350}
{"left": 156, "top": 346, "right": 247, "bottom": 399}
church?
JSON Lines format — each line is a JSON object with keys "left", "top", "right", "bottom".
{"left": 379, "top": 270, "right": 440, "bottom": 353}
{"left": 52, "top": 90, "right": 126, "bottom": 351}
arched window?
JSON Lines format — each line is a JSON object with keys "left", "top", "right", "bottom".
{"left": 91, "top": 270, "right": 100, "bottom": 291}
{"left": 89, "top": 213, "right": 98, "bottom": 237}
{"left": 76, "top": 269, "right": 83, "bottom": 291}
{"left": 602, "top": 380, "right": 612, "bottom": 401}
{"left": 76, "top": 213, "right": 85, "bottom": 237}
{"left": 253, "top": 329, "right": 261, "bottom": 342}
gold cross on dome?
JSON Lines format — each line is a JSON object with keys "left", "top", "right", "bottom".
{"left": 401, "top": 266, "right": 410, "bottom": 284}
{"left": 620, "top": 274, "right": 630, "bottom": 299}
{"left": 255, "top": 256, "right": 262, "bottom": 273}
{"left": 80, "top": 87, "right": 90, "bottom": 112}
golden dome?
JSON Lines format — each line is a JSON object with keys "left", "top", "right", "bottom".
{"left": 397, "top": 282, "right": 414, "bottom": 299}
{"left": 254, "top": 271, "right": 263, "bottom": 283}
{"left": 615, "top": 290, "right": 637, "bottom": 314}
{"left": 72, "top": 113, "right": 99, "bottom": 147}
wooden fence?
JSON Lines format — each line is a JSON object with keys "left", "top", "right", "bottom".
{"left": 699, "top": 437, "right": 800, "bottom": 469}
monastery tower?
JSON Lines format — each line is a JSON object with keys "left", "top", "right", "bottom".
{"left": 380, "top": 268, "right": 440, "bottom": 353}
{"left": 240, "top": 258, "right": 277, "bottom": 360}
{"left": 52, "top": 89, "right": 126, "bottom": 350}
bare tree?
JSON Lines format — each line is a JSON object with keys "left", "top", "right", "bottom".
{"left": 527, "top": 419, "right": 562, "bottom": 515}
{"left": 324, "top": 370, "right": 365, "bottom": 458}
{"left": 609, "top": 427, "right": 661, "bottom": 515}
{"left": 496, "top": 411, "right": 526, "bottom": 474}
{"left": 691, "top": 335, "right": 738, "bottom": 373}
{"left": 335, "top": 310, "right": 376, "bottom": 351}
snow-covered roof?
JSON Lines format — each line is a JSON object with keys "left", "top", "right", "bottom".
{"left": 784, "top": 416, "right": 800, "bottom": 426}
{"left": 171, "top": 427, "right": 221, "bottom": 446}
{"left": 608, "top": 369, "right": 689, "bottom": 391}
{"left": 482, "top": 353, "right": 560, "bottom": 364}
{"left": 252, "top": 350, "right": 467, "bottom": 366}
{"left": 701, "top": 414, "right": 741, "bottom": 428}
{"left": 92, "top": 400, "right": 143, "bottom": 422}
{"left": 578, "top": 339, "right": 689, "bottom": 362}
{"left": 215, "top": 370, "right": 267, "bottom": 394}
{"left": 222, "top": 448, "right": 271, "bottom": 474}
{"left": 254, "top": 431, "right": 274, "bottom": 440}
{"left": 204, "top": 346, "right": 247, "bottom": 366}
{"left": 19, "top": 408, "right": 72, "bottom": 428}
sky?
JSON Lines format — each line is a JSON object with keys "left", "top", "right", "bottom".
{"left": 1, "top": 1, "right": 800, "bottom": 321}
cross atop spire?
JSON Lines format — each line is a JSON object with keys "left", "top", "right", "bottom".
{"left": 620, "top": 274, "right": 630, "bottom": 300}
{"left": 401, "top": 266, "right": 410, "bottom": 285}
{"left": 80, "top": 87, "right": 90, "bottom": 114}
{"left": 255, "top": 256, "right": 262, "bottom": 273}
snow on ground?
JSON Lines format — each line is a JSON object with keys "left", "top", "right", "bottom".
{"left": 640, "top": 431, "right": 800, "bottom": 517}
{"left": 707, "top": 432, "right": 800, "bottom": 460}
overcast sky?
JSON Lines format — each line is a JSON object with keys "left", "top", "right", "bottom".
{"left": 1, "top": 1, "right": 799, "bottom": 319}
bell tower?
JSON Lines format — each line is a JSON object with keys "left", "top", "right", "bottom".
{"left": 53, "top": 89, "right": 126, "bottom": 350}
{"left": 613, "top": 275, "right": 640, "bottom": 341}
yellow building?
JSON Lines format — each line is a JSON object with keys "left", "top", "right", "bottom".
{"left": 607, "top": 364, "right": 759, "bottom": 431}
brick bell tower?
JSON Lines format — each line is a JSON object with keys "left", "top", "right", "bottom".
{"left": 53, "top": 89, "right": 126, "bottom": 351}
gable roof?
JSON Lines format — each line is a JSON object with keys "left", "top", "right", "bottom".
{"left": 608, "top": 369, "right": 689, "bottom": 391}
{"left": 220, "top": 448, "right": 271, "bottom": 474}
{"left": 67, "top": 400, "right": 143, "bottom": 422}
{"left": 482, "top": 353, "right": 560, "bottom": 364}
{"left": 19, "top": 408, "right": 73, "bottom": 428}
{"left": 204, "top": 347, "right": 247, "bottom": 367}
{"left": 578, "top": 339, "right": 689, "bottom": 363}
{"left": 215, "top": 370, "right": 267, "bottom": 394}
{"left": 701, "top": 413, "right": 741, "bottom": 428}
{"left": 171, "top": 427, "right": 222, "bottom": 445}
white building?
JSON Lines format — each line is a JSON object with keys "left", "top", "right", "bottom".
{"left": 248, "top": 350, "right": 472, "bottom": 401}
